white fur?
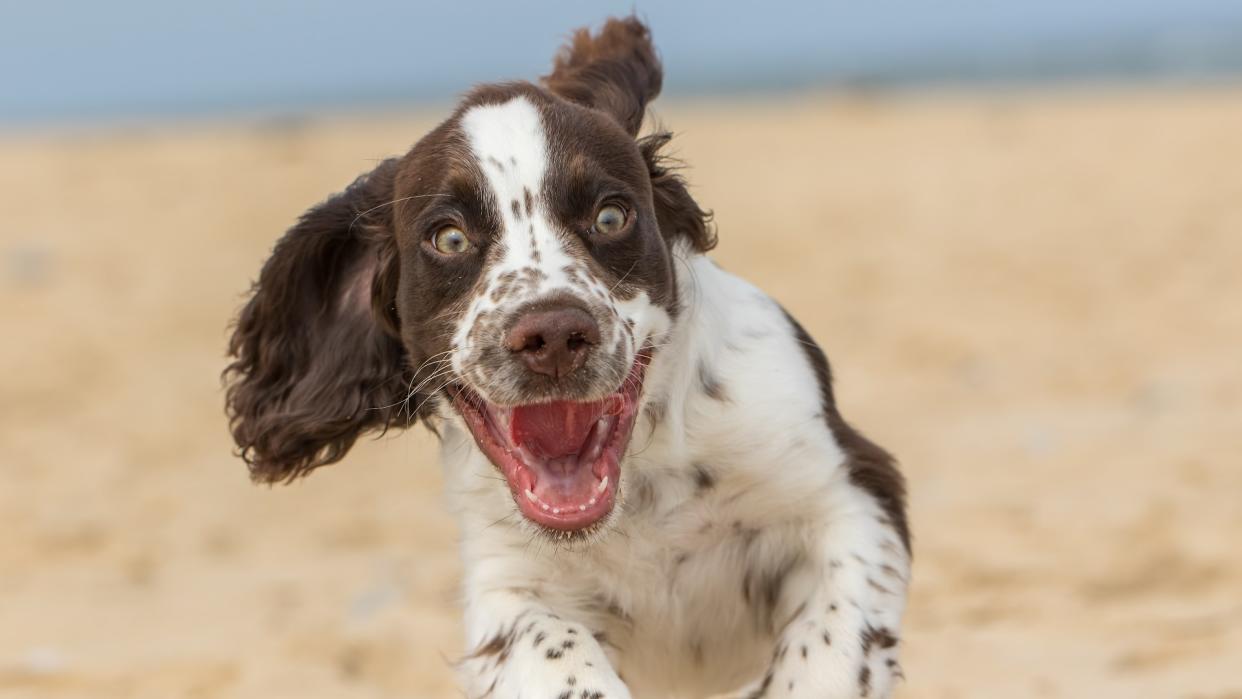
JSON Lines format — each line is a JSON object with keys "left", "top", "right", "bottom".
{"left": 441, "top": 248, "right": 910, "bottom": 698}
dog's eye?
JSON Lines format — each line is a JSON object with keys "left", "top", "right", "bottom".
{"left": 593, "top": 204, "right": 627, "bottom": 235}
{"left": 432, "top": 226, "right": 471, "bottom": 254}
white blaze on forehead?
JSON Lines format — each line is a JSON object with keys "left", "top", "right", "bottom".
{"left": 461, "top": 96, "right": 547, "bottom": 219}
{"left": 460, "top": 96, "right": 568, "bottom": 274}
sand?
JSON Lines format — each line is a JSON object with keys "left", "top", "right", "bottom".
{"left": 2, "top": 88, "right": 1240, "bottom": 698}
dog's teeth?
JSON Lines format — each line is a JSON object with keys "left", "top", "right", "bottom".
{"left": 552, "top": 507, "right": 561, "bottom": 514}
{"left": 524, "top": 489, "right": 537, "bottom": 502}
{"left": 596, "top": 475, "right": 609, "bottom": 493}
{"left": 579, "top": 504, "right": 586, "bottom": 512}
{"left": 588, "top": 497, "right": 597, "bottom": 506}
{"left": 541, "top": 503, "right": 550, "bottom": 511}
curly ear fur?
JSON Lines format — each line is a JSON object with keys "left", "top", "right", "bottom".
{"left": 639, "top": 132, "right": 716, "bottom": 253}
{"left": 545, "top": 18, "right": 715, "bottom": 252}
{"left": 224, "top": 158, "right": 412, "bottom": 483}
{"left": 542, "top": 16, "right": 662, "bottom": 136}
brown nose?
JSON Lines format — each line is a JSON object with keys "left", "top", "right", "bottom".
{"left": 505, "top": 306, "right": 600, "bottom": 379}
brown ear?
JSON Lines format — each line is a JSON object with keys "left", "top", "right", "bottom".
{"left": 542, "top": 16, "right": 662, "bottom": 136}
{"left": 224, "top": 158, "right": 412, "bottom": 483}
{"left": 639, "top": 132, "right": 716, "bottom": 253}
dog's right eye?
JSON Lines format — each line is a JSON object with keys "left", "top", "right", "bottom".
{"left": 432, "top": 226, "right": 472, "bottom": 255}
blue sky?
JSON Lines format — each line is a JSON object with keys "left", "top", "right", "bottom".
{"left": 3, "top": 1, "right": 1242, "bottom": 125}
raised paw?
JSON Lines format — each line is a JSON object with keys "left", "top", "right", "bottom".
{"left": 459, "top": 618, "right": 630, "bottom": 699}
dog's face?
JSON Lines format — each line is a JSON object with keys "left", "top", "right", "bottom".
{"left": 226, "top": 18, "right": 713, "bottom": 537}
{"left": 396, "top": 85, "right": 678, "bottom": 533}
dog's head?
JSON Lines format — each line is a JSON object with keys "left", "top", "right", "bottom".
{"left": 226, "top": 18, "right": 712, "bottom": 536}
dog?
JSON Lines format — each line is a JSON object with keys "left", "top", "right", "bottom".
{"left": 225, "top": 17, "right": 909, "bottom": 699}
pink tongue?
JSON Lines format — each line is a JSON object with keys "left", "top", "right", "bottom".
{"left": 510, "top": 397, "right": 621, "bottom": 459}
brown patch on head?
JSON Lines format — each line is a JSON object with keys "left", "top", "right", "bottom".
{"left": 542, "top": 17, "right": 661, "bottom": 136}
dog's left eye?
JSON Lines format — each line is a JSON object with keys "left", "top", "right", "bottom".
{"left": 593, "top": 204, "right": 627, "bottom": 235}
{"left": 432, "top": 226, "right": 471, "bottom": 254}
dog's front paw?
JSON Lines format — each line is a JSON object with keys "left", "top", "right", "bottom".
{"left": 460, "top": 619, "right": 630, "bottom": 699}
{"left": 505, "top": 635, "right": 629, "bottom": 699}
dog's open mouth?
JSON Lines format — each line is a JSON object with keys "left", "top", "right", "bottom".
{"left": 450, "top": 354, "right": 649, "bottom": 532}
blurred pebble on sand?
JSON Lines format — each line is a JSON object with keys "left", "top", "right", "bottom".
{"left": 4, "top": 243, "right": 54, "bottom": 288}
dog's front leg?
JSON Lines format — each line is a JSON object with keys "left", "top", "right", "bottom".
{"left": 722, "top": 487, "right": 911, "bottom": 699}
{"left": 457, "top": 589, "right": 630, "bottom": 699}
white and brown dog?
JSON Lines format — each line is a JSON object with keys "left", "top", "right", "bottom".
{"left": 226, "top": 17, "right": 909, "bottom": 699}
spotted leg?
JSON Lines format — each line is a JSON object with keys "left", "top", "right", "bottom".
{"left": 719, "top": 484, "right": 911, "bottom": 699}
{"left": 457, "top": 589, "right": 631, "bottom": 699}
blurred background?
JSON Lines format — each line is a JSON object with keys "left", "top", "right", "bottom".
{"left": 2, "top": 2, "right": 1240, "bottom": 698}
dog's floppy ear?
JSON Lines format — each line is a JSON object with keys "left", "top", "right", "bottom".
{"left": 542, "top": 16, "right": 662, "bottom": 136}
{"left": 639, "top": 132, "right": 717, "bottom": 253}
{"left": 225, "top": 158, "right": 411, "bottom": 483}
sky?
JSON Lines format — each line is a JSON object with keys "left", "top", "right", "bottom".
{"left": 3, "top": 0, "right": 1242, "bottom": 125}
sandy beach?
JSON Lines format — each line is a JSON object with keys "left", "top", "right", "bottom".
{"left": 2, "top": 87, "right": 1240, "bottom": 698}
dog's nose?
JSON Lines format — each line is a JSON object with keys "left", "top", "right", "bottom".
{"left": 505, "top": 306, "right": 600, "bottom": 379}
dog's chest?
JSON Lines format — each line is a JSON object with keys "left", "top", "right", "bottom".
{"left": 553, "top": 474, "right": 815, "bottom": 695}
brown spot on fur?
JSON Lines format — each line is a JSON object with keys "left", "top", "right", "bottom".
{"left": 643, "top": 399, "right": 666, "bottom": 433}
{"left": 698, "top": 362, "right": 728, "bottom": 401}
{"left": 742, "top": 552, "right": 802, "bottom": 633}
{"left": 692, "top": 463, "right": 716, "bottom": 491}
{"left": 880, "top": 563, "right": 904, "bottom": 581}
{"left": 745, "top": 667, "right": 774, "bottom": 699}
{"left": 626, "top": 474, "right": 656, "bottom": 514}
{"left": 861, "top": 625, "right": 899, "bottom": 655}
{"left": 868, "top": 578, "right": 895, "bottom": 595}
{"left": 859, "top": 665, "right": 872, "bottom": 697}
{"left": 510, "top": 198, "right": 522, "bottom": 220}
{"left": 523, "top": 187, "right": 534, "bottom": 216}
{"left": 470, "top": 633, "right": 509, "bottom": 658}
{"left": 593, "top": 594, "right": 633, "bottom": 626}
